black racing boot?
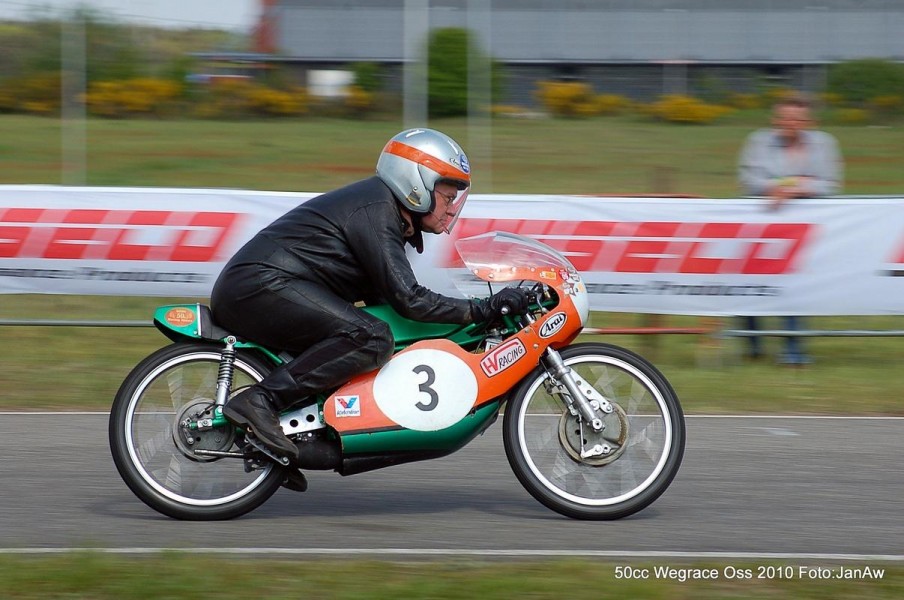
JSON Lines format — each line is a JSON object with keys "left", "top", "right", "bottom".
{"left": 223, "top": 386, "right": 300, "bottom": 461}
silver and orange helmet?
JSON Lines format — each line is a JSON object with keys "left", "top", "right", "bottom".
{"left": 376, "top": 128, "right": 471, "bottom": 217}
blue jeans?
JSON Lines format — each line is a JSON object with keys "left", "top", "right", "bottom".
{"left": 743, "top": 316, "right": 809, "bottom": 364}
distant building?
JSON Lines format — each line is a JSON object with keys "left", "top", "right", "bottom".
{"left": 247, "top": 0, "right": 904, "bottom": 105}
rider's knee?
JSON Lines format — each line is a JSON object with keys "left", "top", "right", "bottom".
{"left": 356, "top": 319, "right": 395, "bottom": 369}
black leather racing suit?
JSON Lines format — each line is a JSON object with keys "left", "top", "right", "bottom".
{"left": 210, "top": 176, "right": 482, "bottom": 411}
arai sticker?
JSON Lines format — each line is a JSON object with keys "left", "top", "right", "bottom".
{"left": 373, "top": 349, "right": 478, "bottom": 432}
{"left": 539, "top": 312, "right": 567, "bottom": 339}
{"left": 164, "top": 307, "right": 196, "bottom": 327}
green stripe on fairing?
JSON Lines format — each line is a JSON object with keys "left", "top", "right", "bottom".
{"left": 339, "top": 402, "right": 501, "bottom": 454}
{"left": 361, "top": 304, "right": 485, "bottom": 350}
{"left": 153, "top": 303, "right": 486, "bottom": 355}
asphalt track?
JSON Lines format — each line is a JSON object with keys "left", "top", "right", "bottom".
{"left": 1, "top": 413, "right": 902, "bottom": 559}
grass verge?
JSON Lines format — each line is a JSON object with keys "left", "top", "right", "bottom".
{"left": 2, "top": 113, "right": 904, "bottom": 196}
{"left": 0, "top": 554, "right": 901, "bottom": 599}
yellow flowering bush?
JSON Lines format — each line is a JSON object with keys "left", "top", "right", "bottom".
{"left": 869, "top": 95, "right": 903, "bottom": 114}
{"left": 344, "top": 85, "right": 374, "bottom": 115}
{"left": 761, "top": 87, "right": 795, "bottom": 106}
{"left": 535, "top": 81, "right": 631, "bottom": 117}
{"left": 648, "top": 94, "right": 733, "bottom": 124}
{"left": 820, "top": 92, "right": 846, "bottom": 108}
{"left": 2, "top": 73, "right": 61, "bottom": 114}
{"left": 0, "top": 88, "right": 14, "bottom": 112}
{"left": 195, "top": 79, "right": 308, "bottom": 118}
{"left": 86, "top": 78, "right": 182, "bottom": 117}
{"left": 194, "top": 78, "right": 255, "bottom": 118}
{"left": 727, "top": 93, "right": 761, "bottom": 110}
{"left": 535, "top": 80, "right": 596, "bottom": 117}
{"left": 835, "top": 107, "right": 870, "bottom": 124}
{"left": 594, "top": 94, "right": 631, "bottom": 115}
{"left": 246, "top": 86, "right": 308, "bottom": 116}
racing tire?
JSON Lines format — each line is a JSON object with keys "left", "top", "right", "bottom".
{"left": 503, "top": 342, "right": 685, "bottom": 520}
{"left": 109, "top": 342, "right": 285, "bottom": 520}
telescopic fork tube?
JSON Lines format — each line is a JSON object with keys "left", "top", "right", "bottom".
{"left": 518, "top": 308, "right": 605, "bottom": 432}
{"left": 542, "top": 347, "right": 605, "bottom": 432}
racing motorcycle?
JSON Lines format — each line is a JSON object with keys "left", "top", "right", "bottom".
{"left": 109, "top": 231, "right": 685, "bottom": 521}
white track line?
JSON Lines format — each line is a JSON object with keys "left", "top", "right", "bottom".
{"left": 0, "top": 548, "right": 903, "bottom": 561}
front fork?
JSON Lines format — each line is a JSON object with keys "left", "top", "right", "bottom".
{"left": 542, "top": 346, "right": 613, "bottom": 433}
{"left": 512, "top": 310, "right": 613, "bottom": 433}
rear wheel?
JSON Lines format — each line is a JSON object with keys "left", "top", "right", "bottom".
{"left": 503, "top": 343, "right": 685, "bottom": 520}
{"left": 109, "top": 343, "right": 285, "bottom": 520}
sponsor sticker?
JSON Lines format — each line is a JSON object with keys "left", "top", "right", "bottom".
{"left": 335, "top": 395, "right": 361, "bottom": 418}
{"left": 539, "top": 312, "right": 567, "bottom": 338}
{"left": 164, "top": 307, "right": 196, "bottom": 327}
{"left": 558, "top": 268, "right": 584, "bottom": 296}
{"left": 480, "top": 339, "right": 527, "bottom": 377}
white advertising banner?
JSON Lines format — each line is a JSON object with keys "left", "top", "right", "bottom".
{"left": 0, "top": 186, "right": 312, "bottom": 298}
{"left": 2, "top": 185, "right": 904, "bottom": 316}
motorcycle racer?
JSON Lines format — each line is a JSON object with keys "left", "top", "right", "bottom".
{"left": 210, "top": 128, "right": 529, "bottom": 461}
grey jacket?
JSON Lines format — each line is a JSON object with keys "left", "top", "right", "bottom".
{"left": 738, "top": 129, "right": 843, "bottom": 197}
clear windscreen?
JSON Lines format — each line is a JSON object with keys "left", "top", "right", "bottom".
{"left": 451, "top": 230, "right": 590, "bottom": 326}
{"left": 454, "top": 231, "right": 575, "bottom": 283}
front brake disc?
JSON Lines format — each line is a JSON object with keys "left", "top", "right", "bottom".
{"left": 558, "top": 403, "right": 629, "bottom": 466}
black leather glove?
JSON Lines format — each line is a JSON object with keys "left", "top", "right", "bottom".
{"left": 470, "top": 287, "right": 531, "bottom": 324}
{"left": 489, "top": 287, "right": 531, "bottom": 315}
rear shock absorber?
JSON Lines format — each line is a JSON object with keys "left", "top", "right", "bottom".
{"left": 215, "top": 336, "right": 237, "bottom": 407}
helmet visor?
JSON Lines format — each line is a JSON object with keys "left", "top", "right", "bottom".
{"left": 440, "top": 185, "right": 469, "bottom": 234}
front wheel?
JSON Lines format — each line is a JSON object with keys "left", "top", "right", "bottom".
{"left": 503, "top": 343, "right": 685, "bottom": 520}
{"left": 109, "top": 342, "right": 285, "bottom": 520}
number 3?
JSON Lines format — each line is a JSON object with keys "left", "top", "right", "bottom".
{"left": 412, "top": 365, "right": 438, "bottom": 411}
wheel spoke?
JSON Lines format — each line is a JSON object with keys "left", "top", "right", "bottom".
{"left": 506, "top": 345, "right": 684, "bottom": 518}
{"left": 118, "top": 349, "right": 278, "bottom": 511}
{"left": 135, "top": 418, "right": 172, "bottom": 463}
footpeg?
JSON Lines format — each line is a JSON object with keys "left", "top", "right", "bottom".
{"left": 246, "top": 434, "right": 291, "bottom": 466}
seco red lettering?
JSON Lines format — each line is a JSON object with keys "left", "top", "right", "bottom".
{"left": 0, "top": 208, "right": 242, "bottom": 262}
{"left": 448, "top": 218, "right": 812, "bottom": 276}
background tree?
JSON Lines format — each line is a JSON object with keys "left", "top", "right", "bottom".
{"left": 827, "top": 58, "right": 904, "bottom": 106}
{"left": 426, "top": 27, "right": 502, "bottom": 118}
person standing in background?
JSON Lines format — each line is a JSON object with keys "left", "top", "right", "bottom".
{"left": 737, "top": 92, "right": 844, "bottom": 365}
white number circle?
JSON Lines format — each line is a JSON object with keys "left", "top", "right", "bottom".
{"left": 373, "top": 348, "right": 478, "bottom": 432}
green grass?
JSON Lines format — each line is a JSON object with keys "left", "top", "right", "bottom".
{"left": 0, "top": 554, "right": 901, "bottom": 599}
{"left": 3, "top": 112, "right": 904, "bottom": 196}
{"left": 3, "top": 294, "right": 904, "bottom": 414}
{"left": 2, "top": 113, "right": 904, "bottom": 413}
